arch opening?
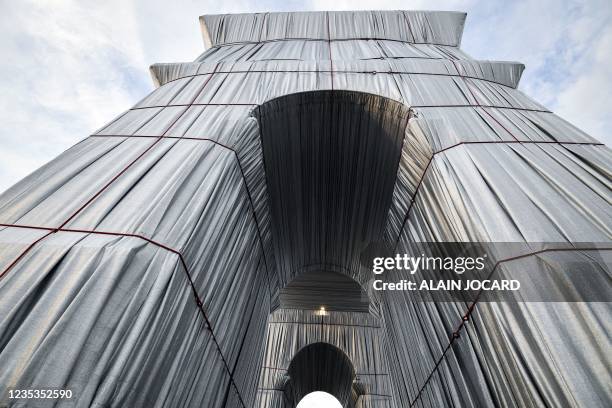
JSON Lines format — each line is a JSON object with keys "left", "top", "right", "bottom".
{"left": 296, "top": 391, "right": 342, "bottom": 408}
{"left": 286, "top": 342, "right": 355, "bottom": 408}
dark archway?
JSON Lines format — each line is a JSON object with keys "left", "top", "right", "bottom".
{"left": 256, "top": 90, "right": 410, "bottom": 294}
{"left": 255, "top": 91, "right": 406, "bottom": 407}
{"left": 287, "top": 343, "right": 355, "bottom": 408}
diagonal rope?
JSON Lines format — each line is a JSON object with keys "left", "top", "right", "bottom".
{"left": 408, "top": 246, "right": 612, "bottom": 407}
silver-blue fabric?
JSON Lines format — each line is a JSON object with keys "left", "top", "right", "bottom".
{"left": 0, "top": 10, "right": 610, "bottom": 408}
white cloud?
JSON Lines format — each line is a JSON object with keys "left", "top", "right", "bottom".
{"left": 0, "top": 0, "right": 147, "bottom": 192}
{"left": 0, "top": 0, "right": 610, "bottom": 192}
{"left": 0, "top": 0, "right": 254, "bottom": 192}
{"left": 552, "top": 17, "right": 612, "bottom": 142}
{"left": 459, "top": 0, "right": 612, "bottom": 144}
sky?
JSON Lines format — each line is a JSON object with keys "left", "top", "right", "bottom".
{"left": 0, "top": 0, "right": 610, "bottom": 195}
{"left": 296, "top": 391, "right": 342, "bottom": 407}
{"left": 0, "top": 2, "right": 608, "bottom": 406}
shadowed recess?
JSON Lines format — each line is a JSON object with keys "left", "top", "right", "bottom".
{"left": 256, "top": 90, "right": 410, "bottom": 290}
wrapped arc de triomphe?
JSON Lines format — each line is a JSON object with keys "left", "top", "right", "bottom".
{"left": 0, "top": 10, "right": 610, "bottom": 408}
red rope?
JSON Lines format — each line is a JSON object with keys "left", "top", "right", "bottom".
{"left": 154, "top": 69, "right": 525, "bottom": 91}
{"left": 392, "top": 139, "right": 603, "bottom": 249}
{"left": 408, "top": 246, "right": 612, "bottom": 407}
{"left": 450, "top": 58, "right": 522, "bottom": 142}
{"left": 0, "top": 220, "right": 251, "bottom": 407}
{"left": 0, "top": 230, "right": 56, "bottom": 281}
{"left": 127, "top": 103, "right": 550, "bottom": 113}
{"left": 207, "top": 36, "right": 460, "bottom": 49}
{"left": 1, "top": 126, "right": 274, "bottom": 300}
{"left": 393, "top": 60, "right": 602, "bottom": 249}
{"left": 0, "top": 62, "right": 251, "bottom": 407}
{"left": 408, "top": 104, "right": 547, "bottom": 112}
{"left": 1, "top": 63, "right": 221, "bottom": 279}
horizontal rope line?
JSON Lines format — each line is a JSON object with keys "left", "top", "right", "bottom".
{"left": 359, "top": 393, "right": 392, "bottom": 398}
{"left": 130, "top": 103, "right": 256, "bottom": 110}
{"left": 194, "top": 55, "right": 457, "bottom": 69}
{"left": 356, "top": 373, "right": 390, "bottom": 376}
{"left": 208, "top": 36, "right": 459, "bottom": 48}
{"left": 393, "top": 139, "right": 604, "bottom": 249}
{"left": 268, "top": 320, "right": 380, "bottom": 328}
{"left": 90, "top": 134, "right": 236, "bottom": 147}
{"left": 408, "top": 246, "right": 612, "bottom": 407}
{"left": 229, "top": 55, "right": 449, "bottom": 62}
{"left": 151, "top": 69, "right": 520, "bottom": 90}
{"left": 259, "top": 366, "right": 389, "bottom": 377}
{"left": 410, "top": 104, "right": 548, "bottom": 112}
{"left": 261, "top": 366, "right": 287, "bottom": 371}
{"left": 167, "top": 54, "right": 463, "bottom": 81}
{"left": 256, "top": 387, "right": 392, "bottom": 399}
{"left": 126, "top": 103, "right": 549, "bottom": 113}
